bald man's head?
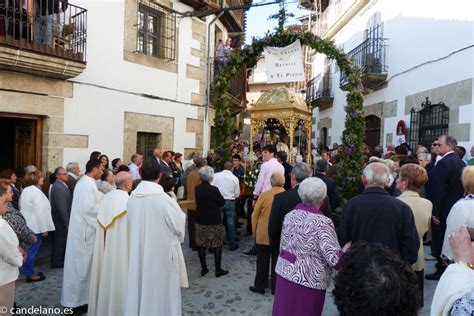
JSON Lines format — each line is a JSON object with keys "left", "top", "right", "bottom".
{"left": 115, "top": 171, "right": 133, "bottom": 192}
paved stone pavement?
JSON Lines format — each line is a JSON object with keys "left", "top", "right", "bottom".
{"left": 15, "top": 230, "right": 438, "bottom": 315}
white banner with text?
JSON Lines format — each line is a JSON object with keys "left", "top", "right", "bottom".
{"left": 264, "top": 40, "right": 305, "bottom": 84}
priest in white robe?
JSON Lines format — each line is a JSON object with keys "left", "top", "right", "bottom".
{"left": 61, "top": 160, "right": 104, "bottom": 314}
{"left": 125, "top": 159, "right": 188, "bottom": 316}
{"left": 89, "top": 172, "right": 132, "bottom": 316}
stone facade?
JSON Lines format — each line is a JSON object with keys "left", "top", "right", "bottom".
{"left": 0, "top": 72, "right": 88, "bottom": 171}
{"left": 123, "top": 112, "right": 175, "bottom": 163}
{"left": 405, "top": 79, "right": 472, "bottom": 142}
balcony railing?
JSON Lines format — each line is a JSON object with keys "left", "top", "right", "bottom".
{"left": 180, "top": 0, "right": 220, "bottom": 9}
{"left": 307, "top": 73, "right": 334, "bottom": 110}
{"left": 0, "top": 0, "right": 87, "bottom": 62}
{"left": 211, "top": 57, "right": 245, "bottom": 114}
{"left": 340, "top": 34, "right": 387, "bottom": 89}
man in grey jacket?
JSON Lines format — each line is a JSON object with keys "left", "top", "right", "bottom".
{"left": 50, "top": 167, "right": 72, "bottom": 268}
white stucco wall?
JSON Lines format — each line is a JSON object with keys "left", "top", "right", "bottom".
{"left": 312, "top": 0, "right": 474, "bottom": 151}
{"left": 62, "top": 0, "right": 222, "bottom": 167}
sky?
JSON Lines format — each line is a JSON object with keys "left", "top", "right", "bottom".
{"left": 245, "top": 1, "right": 311, "bottom": 44}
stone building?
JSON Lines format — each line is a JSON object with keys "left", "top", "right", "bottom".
{"left": 305, "top": 0, "right": 473, "bottom": 152}
{"left": 0, "top": 0, "right": 247, "bottom": 172}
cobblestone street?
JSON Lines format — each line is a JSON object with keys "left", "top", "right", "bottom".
{"left": 15, "top": 228, "right": 438, "bottom": 315}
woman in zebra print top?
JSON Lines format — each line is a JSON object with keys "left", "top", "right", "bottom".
{"left": 272, "top": 177, "right": 351, "bottom": 316}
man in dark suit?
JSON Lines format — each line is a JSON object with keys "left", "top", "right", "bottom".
{"left": 337, "top": 162, "right": 419, "bottom": 264}
{"left": 315, "top": 159, "right": 340, "bottom": 211}
{"left": 426, "top": 135, "right": 465, "bottom": 280}
{"left": 50, "top": 167, "right": 72, "bottom": 268}
{"left": 149, "top": 148, "right": 162, "bottom": 166}
{"left": 159, "top": 151, "right": 173, "bottom": 176}
{"left": 276, "top": 151, "right": 292, "bottom": 191}
{"left": 65, "top": 162, "right": 80, "bottom": 194}
{"left": 268, "top": 162, "right": 331, "bottom": 294}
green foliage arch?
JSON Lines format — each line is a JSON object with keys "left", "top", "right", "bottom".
{"left": 212, "top": 20, "right": 365, "bottom": 199}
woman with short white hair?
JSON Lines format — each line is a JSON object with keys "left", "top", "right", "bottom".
{"left": 272, "top": 177, "right": 351, "bottom": 316}
{"left": 194, "top": 166, "right": 228, "bottom": 277}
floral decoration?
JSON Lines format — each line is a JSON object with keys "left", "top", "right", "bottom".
{"left": 211, "top": 6, "right": 365, "bottom": 199}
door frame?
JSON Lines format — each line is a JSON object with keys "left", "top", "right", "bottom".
{"left": 0, "top": 112, "right": 43, "bottom": 171}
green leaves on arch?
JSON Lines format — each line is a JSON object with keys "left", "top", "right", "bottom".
{"left": 212, "top": 28, "right": 365, "bottom": 199}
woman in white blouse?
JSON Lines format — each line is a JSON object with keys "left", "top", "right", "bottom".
{"left": 19, "top": 172, "right": 55, "bottom": 282}
{"left": 0, "top": 185, "right": 24, "bottom": 314}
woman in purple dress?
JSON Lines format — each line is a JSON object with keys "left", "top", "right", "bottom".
{"left": 272, "top": 177, "right": 351, "bottom": 316}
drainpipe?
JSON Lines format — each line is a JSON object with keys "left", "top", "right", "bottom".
{"left": 203, "top": 12, "right": 224, "bottom": 155}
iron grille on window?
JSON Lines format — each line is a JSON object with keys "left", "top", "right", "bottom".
{"left": 408, "top": 98, "right": 449, "bottom": 150}
{"left": 340, "top": 24, "right": 387, "bottom": 86}
{"left": 137, "top": 132, "right": 162, "bottom": 160}
{"left": 137, "top": 1, "right": 176, "bottom": 60}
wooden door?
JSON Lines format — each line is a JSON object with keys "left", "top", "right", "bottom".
{"left": 14, "top": 120, "right": 35, "bottom": 170}
{"left": 365, "top": 115, "right": 381, "bottom": 148}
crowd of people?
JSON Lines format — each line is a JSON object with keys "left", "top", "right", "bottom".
{"left": 0, "top": 135, "right": 473, "bottom": 315}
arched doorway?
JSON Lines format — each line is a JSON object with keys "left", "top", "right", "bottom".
{"left": 365, "top": 115, "right": 381, "bottom": 148}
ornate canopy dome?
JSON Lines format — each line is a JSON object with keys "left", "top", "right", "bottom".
{"left": 253, "top": 87, "right": 310, "bottom": 113}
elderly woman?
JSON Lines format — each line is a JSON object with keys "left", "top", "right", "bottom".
{"left": 194, "top": 166, "right": 228, "bottom": 277}
{"left": 0, "top": 186, "right": 24, "bottom": 315}
{"left": 250, "top": 172, "right": 285, "bottom": 294}
{"left": 0, "top": 180, "right": 36, "bottom": 252}
{"left": 98, "top": 169, "right": 115, "bottom": 194}
{"left": 19, "top": 172, "right": 55, "bottom": 282}
{"left": 396, "top": 163, "right": 432, "bottom": 305}
{"left": 442, "top": 166, "right": 474, "bottom": 261}
{"left": 273, "top": 177, "right": 351, "bottom": 316}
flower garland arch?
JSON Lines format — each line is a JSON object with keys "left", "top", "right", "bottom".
{"left": 212, "top": 11, "right": 365, "bottom": 199}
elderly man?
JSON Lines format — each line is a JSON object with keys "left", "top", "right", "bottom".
{"left": 50, "top": 167, "right": 72, "bottom": 268}
{"left": 65, "top": 162, "right": 80, "bottom": 194}
{"left": 89, "top": 172, "right": 133, "bottom": 315}
{"left": 125, "top": 160, "right": 187, "bottom": 315}
{"left": 337, "top": 162, "right": 419, "bottom": 264}
{"left": 213, "top": 161, "right": 240, "bottom": 251}
{"left": 426, "top": 135, "right": 465, "bottom": 280}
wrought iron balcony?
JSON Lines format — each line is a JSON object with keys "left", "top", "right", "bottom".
{"left": 306, "top": 73, "right": 334, "bottom": 110}
{"left": 340, "top": 31, "right": 388, "bottom": 92}
{"left": 180, "top": 0, "right": 220, "bottom": 10}
{"left": 299, "top": 0, "right": 329, "bottom": 12}
{"left": 211, "top": 57, "right": 246, "bottom": 115}
{"left": 0, "top": 0, "right": 87, "bottom": 79}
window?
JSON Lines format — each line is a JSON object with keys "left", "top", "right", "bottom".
{"left": 137, "top": 2, "right": 176, "bottom": 60}
{"left": 137, "top": 132, "right": 162, "bottom": 160}
{"left": 365, "top": 12, "right": 382, "bottom": 40}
